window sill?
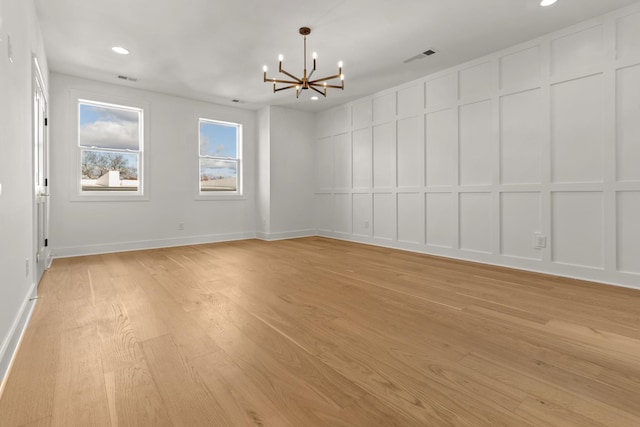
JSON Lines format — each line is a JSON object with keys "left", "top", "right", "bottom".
{"left": 70, "top": 192, "right": 149, "bottom": 202}
{"left": 195, "top": 193, "right": 246, "bottom": 201}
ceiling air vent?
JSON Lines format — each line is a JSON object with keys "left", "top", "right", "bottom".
{"left": 117, "top": 75, "right": 138, "bottom": 82}
{"left": 403, "top": 48, "right": 438, "bottom": 64}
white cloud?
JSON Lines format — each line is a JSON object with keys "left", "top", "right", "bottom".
{"left": 80, "top": 120, "right": 139, "bottom": 150}
{"left": 201, "top": 158, "right": 236, "bottom": 170}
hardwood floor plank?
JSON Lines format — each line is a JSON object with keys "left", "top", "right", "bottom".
{"left": 2, "top": 237, "right": 640, "bottom": 426}
{"left": 193, "top": 311, "right": 340, "bottom": 425}
{"left": 194, "top": 291, "right": 367, "bottom": 407}
{"left": 140, "top": 334, "right": 232, "bottom": 426}
{"left": 320, "top": 394, "right": 425, "bottom": 427}
{"left": 462, "top": 352, "right": 640, "bottom": 426}
{"left": 50, "top": 325, "right": 112, "bottom": 426}
{"left": 134, "top": 274, "right": 223, "bottom": 359}
{"left": 0, "top": 322, "right": 60, "bottom": 426}
{"left": 103, "top": 365, "right": 172, "bottom": 427}
{"left": 515, "top": 395, "right": 614, "bottom": 427}
{"left": 17, "top": 416, "right": 52, "bottom": 427}
{"left": 190, "top": 349, "right": 296, "bottom": 427}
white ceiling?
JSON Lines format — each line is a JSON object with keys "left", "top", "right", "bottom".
{"left": 35, "top": 0, "right": 640, "bottom": 112}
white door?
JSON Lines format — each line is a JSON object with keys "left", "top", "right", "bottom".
{"left": 34, "top": 58, "right": 50, "bottom": 283}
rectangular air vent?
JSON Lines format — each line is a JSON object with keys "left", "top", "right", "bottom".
{"left": 403, "top": 48, "right": 438, "bottom": 64}
{"left": 117, "top": 75, "right": 137, "bottom": 82}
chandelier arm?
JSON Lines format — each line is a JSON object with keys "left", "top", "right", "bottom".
{"left": 314, "top": 83, "right": 344, "bottom": 89}
{"left": 309, "top": 73, "right": 342, "bottom": 84}
{"left": 274, "top": 84, "right": 300, "bottom": 92}
{"left": 307, "top": 68, "right": 315, "bottom": 80}
{"left": 270, "top": 78, "right": 302, "bottom": 85}
{"left": 279, "top": 68, "right": 302, "bottom": 83}
{"left": 309, "top": 85, "right": 327, "bottom": 97}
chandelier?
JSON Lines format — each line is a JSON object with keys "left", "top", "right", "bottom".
{"left": 262, "top": 27, "right": 344, "bottom": 98}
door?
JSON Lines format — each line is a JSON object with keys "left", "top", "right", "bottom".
{"left": 33, "top": 57, "right": 49, "bottom": 283}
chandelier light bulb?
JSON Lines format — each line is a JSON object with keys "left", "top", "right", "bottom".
{"left": 278, "top": 54, "right": 284, "bottom": 61}
{"left": 338, "top": 61, "right": 343, "bottom": 68}
{"left": 540, "top": 0, "right": 557, "bottom": 6}
{"left": 340, "top": 74, "right": 344, "bottom": 80}
{"left": 312, "top": 52, "right": 317, "bottom": 59}
{"left": 263, "top": 65, "right": 268, "bottom": 72}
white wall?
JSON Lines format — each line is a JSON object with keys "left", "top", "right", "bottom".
{"left": 256, "top": 106, "right": 316, "bottom": 240}
{"left": 256, "top": 107, "right": 271, "bottom": 235}
{"left": 269, "top": 106, "right": 315, "bottom": 236}
{"left": 49, "top": 74, "right": 257, "bottom": 257}
{"left": 0, "top": 0, "right": 48, "bottom": 387}
{"left": 314, "top": 3, "right": 640, "bottom": 289}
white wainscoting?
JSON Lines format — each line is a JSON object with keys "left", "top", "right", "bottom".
{"left": 313, "top": 4, "right": 640, "bottom": 290}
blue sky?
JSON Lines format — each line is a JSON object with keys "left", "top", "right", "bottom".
{"left": 200, "top": 121, "right": 237, "bottom": 158}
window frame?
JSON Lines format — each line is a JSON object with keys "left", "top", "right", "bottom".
{"left": 70, "top": 90, "right": 149, "bottom": 202}
{"left": 196, "top": 117, "right": 243, "bottom": 199}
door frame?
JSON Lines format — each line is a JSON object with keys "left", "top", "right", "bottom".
{"left": 33, "top": 55, "right": 50, "bottom": 284}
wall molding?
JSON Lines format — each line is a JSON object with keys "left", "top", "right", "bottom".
{"left": 256, "top": 229, "right": 317, "bottom": 241}
{"left": 313, "top": 3, "right": 640, "bottom": 293}
{"left": 317, "top": 231, "right": 640, "bottom": 291}
{"left": 0, "top": 282, "right": 38, "bottom": 399}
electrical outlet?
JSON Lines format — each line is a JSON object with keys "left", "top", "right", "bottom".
{"left": 533, "top": 233, "right": 547, "bottom": 249}
{"left": 178, "top": 223, "right": 184, "bottom": 231}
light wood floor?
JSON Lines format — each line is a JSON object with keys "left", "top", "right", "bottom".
{"left": 1, "top": 237, "right": 640, "bottom": 426}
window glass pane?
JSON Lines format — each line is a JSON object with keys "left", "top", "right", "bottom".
{"left": 200, "top": 121, "right": 237, "bottom": 158}
{"left": 200, "top": 159, "right": 237, "bottom": 191}
{"left": 81, "top": 150, "right": 138, "bottom": 191}
{"left": 79, "top": 102, "right": 140, "bottom": 150}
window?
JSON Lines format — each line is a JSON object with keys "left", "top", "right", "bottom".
{"left": 78, "top": 99, "right": 143, "bottom": 193}
{"left": 198, "top": 118, "right": 242, "bottom": 195}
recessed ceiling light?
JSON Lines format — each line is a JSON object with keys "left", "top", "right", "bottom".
{"left": 111, "top": 46, "right": 130, "bottom": 55}
{"left": 540, "top": 0, "right": 557, "bottom": 6}
{"left": 311, "top": 96, "right": 319, "bottom": 101}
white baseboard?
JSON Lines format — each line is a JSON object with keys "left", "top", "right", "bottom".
{"left": 317, "top": 231, "right": 640, "bottom": 291}
{"left": 0, "top": 281, "right": 38, "bottom": 399}
{"left": 256, "top": 229, "right": 316, "bottom": 241}
{"left": 51, "top": 231, "right": 258, "bottom": 258}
